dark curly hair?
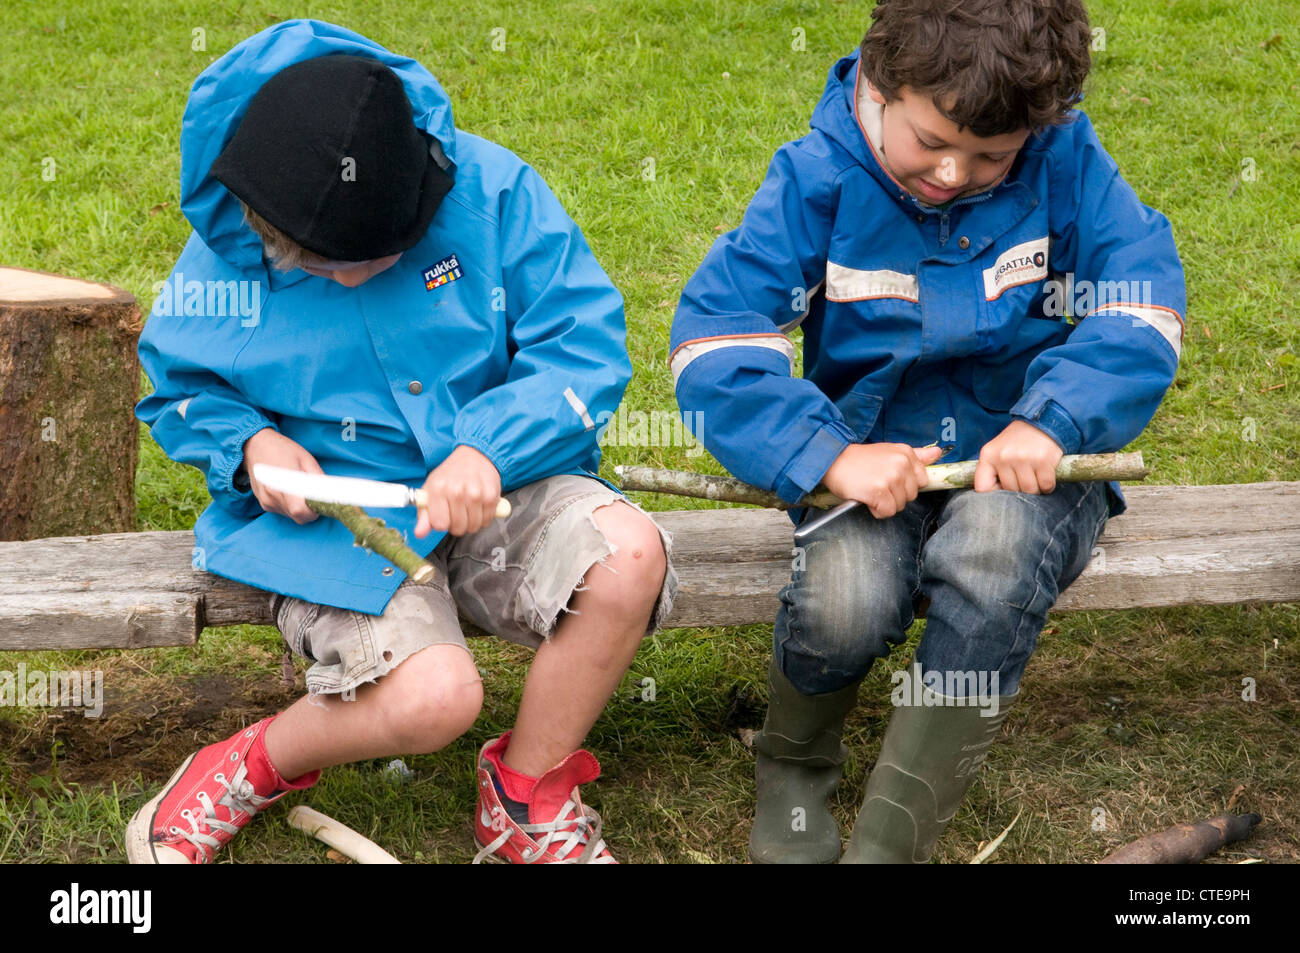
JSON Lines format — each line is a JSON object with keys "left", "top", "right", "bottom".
{"left": 860, "top": 0, "right": 1093, "bottom": 135}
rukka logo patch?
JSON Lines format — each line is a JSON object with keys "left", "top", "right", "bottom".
{"left": 423, "top": 254, "right": 463, "bottom": 291}
{"left": 982, "top": 237, "right": 1048, "bottom": 301}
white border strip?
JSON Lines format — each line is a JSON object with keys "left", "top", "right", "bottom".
{"left": 670, "top": 336, "right": 796, "bottom": 387}
{"left": 825, "top": 262, "right": 919, "bottom": 303}
{"left": 562, "top": 386, "right": 596, "bottom": 431}
{"left": 1091, "top": 304, "right": 1183, "bottom": 359}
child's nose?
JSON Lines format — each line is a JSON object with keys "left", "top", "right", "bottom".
{"left": 936, "top": 155, "right": 969, "bottom": 188}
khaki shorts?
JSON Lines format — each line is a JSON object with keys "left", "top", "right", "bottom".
{"left": 271, "top": 474, "right": 678, "bottom": 696}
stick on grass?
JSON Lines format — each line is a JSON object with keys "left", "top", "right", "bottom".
{"left": 1098, "top": 812, "right": 1262, "bottom": 864}
{"left": 287, "top": 805, "right": 402, "bottom": 865}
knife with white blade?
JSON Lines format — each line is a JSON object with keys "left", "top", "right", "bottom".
{"left": 252, "top": 464, "right": 511, "bottom": 517}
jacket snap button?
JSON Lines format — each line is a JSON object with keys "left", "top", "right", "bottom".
{"left": 958, "top": 236, "right": 971, "bottom": 249}
{"left": 408, "top": 380, "right": 423, "bottom": 395}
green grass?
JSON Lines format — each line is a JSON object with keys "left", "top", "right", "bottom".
{"left": 1, "top": 0, "right": 1297, "bottom": 863}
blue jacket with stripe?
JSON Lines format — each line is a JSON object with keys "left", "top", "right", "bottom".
{"left": 670, "top": 51, "right": 1184, "bottom": 516}
{"left": 136, "top": 20, "right": 628, "bottom": 614}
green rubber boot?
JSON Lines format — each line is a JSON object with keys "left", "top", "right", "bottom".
{"left": 840, "top": 688, "right": 1017, "bottom": 864}
{"left": 748, "top": 661, "right": 860, "bottom": 864}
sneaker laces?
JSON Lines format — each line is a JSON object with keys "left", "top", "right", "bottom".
{"left": 473, "top": 791, "right": 616, "bottom": 865}
{"left": 169, "top": 765, "right": 264, "bottom": 864}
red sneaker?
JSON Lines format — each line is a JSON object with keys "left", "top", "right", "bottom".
{"left": 473, "top": 732, "right": 617, "bottom": 864}
{"left": 125, "top": 716, "right": 318, "bottom": 864}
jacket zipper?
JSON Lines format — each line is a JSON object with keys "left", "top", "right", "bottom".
{"left": 933, "top": 189, "right": 995, "bottom": 246}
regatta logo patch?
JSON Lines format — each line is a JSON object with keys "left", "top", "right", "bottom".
{"left": 423, "top": 254, "right": 463, "bottom": 291}
{"left": 982, "top": 237, "right": 1048, "bottom": 301}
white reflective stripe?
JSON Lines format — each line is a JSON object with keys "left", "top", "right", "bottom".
{"left": 562, "top": 386, "right": 596, "bottom": 431}
{"left": 176, "top": 398, "right": 191, "bottom": 421}
{"left": 825, "top": 262, "right": 919, "bottom": 303}
{"left": 1091, "top": 304, "right": 1183, "bottom": 359}
{"left": 670, "top": 336, "right": 796, "bottom": 387}
{"left": 777, "top": 278, "right": 824, "bottom": 333}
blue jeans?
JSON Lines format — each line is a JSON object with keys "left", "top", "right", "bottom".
{"left": 774, "top": 482, "right": 1111, "bottom": 697}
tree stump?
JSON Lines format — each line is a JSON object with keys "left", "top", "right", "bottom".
{"left": 0, "top": 266, "right": 142, "bottom": 540}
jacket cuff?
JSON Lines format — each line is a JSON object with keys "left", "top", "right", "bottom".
{"left": 774, "top": 419, "right": 856, "bottom": 504}
{"left": 1010, "top": 394, "right": 1083, "bottom": 455}
{"left": 221, "top": 419, "right": 275, "bottom": 502}
{"left": 447, "top": 434, "right": 510, "bottom": 488}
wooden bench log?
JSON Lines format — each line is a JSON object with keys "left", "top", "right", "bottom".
{"left": 0, "top": 482, "right": 1297, "bottom": 650}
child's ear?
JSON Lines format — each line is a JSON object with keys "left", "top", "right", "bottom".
{"left": 865, "top": 80, "right": 887, "bottom": 107}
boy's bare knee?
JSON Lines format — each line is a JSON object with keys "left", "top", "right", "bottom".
{"left": 589, "top": 501, "right": 668, "bottom": 601}
{"left": 377, "top": 645, "right": 482, "bottom": 751}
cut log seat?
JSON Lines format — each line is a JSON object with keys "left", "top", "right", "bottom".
{"left": 1, "top": 482, "right": 1297, "bottom": 650}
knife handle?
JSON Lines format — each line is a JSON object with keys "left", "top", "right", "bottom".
{"left": 411, "top": 490, "right": 511, "bottom": 519}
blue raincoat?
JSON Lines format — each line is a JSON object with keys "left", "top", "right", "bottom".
{"left": 137, "top": 20, "right": 629, "bottom": 614}
{"left": 670, "top": 51, "right": 1185, "bottom": 514}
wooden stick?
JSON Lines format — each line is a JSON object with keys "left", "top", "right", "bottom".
{"left": 287, "top": 805, "right": 402, "bottom": 864}
{"left": 969, "top": 810, "right": 1022, "bottom": 864}
{"left": 1098, "top": 813, "right": 1262, "bottom": 864}
{"left": 306, "top": 500, "right": 437, "bottom": 583}
{"left": 615, "top": 451, "right": 1147, "bottom": 510}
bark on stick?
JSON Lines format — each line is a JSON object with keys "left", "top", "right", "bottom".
{"left": 1098, "top": 813, "right": 1262, "bottom": 864}
{"left": 307, "top": 500, "right": 436, "bottom": 583}
{"left": 615, "top": 451, "right": 1147, "bottom": 510}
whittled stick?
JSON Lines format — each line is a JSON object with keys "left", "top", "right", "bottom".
{"left": 614, "top": 451, "right": 1147, "bottom": 511}
{"left": 287, "top": 805, "right": 402, "bottom": 864}
{"left": 307, "top": 499, "right": 436, "bottom": 583}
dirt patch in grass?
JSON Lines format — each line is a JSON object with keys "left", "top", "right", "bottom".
{"left": 0, "top": 665, "right": 294, "bottom": 789}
